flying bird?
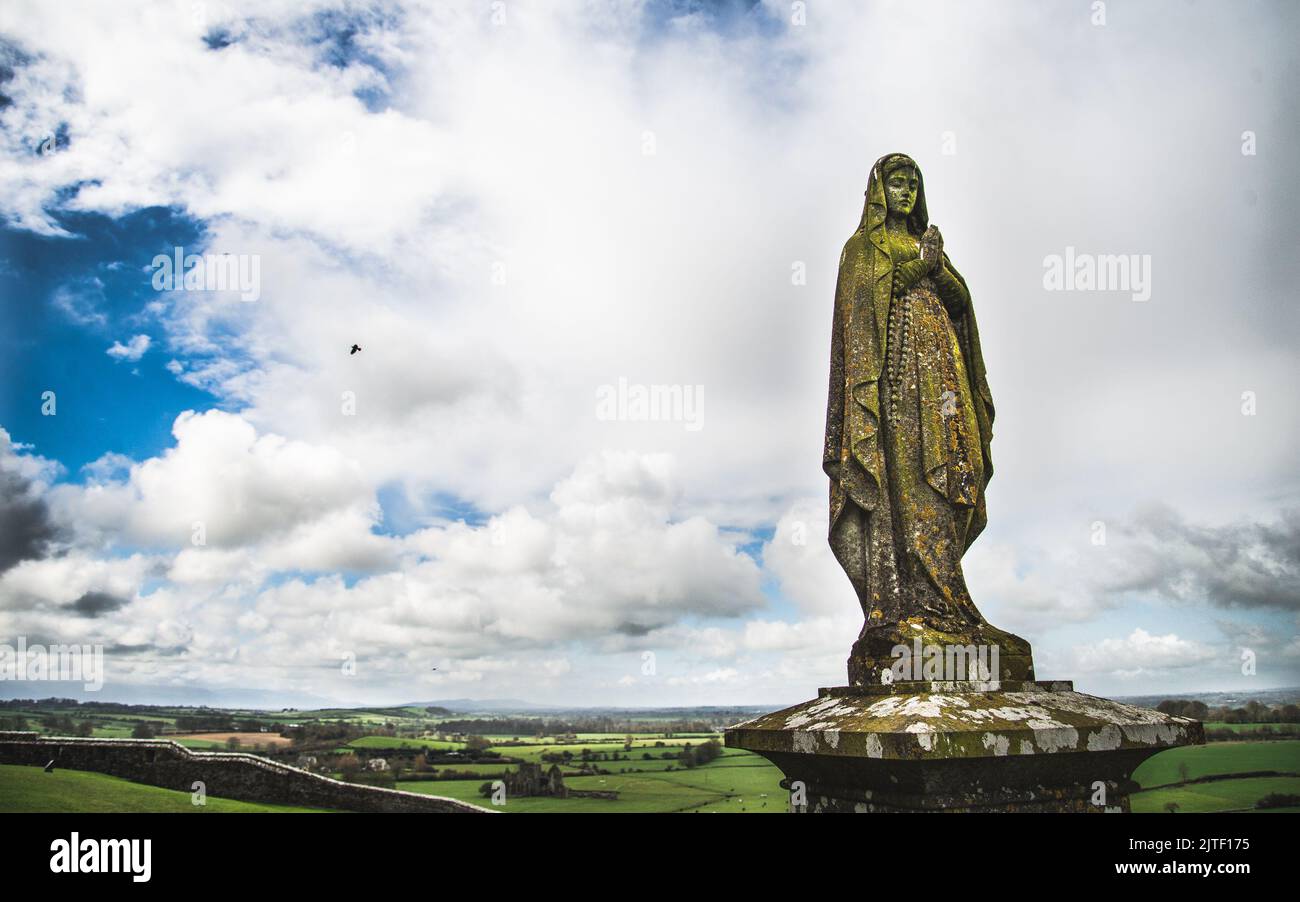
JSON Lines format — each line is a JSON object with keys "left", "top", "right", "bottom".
{"left": 350, "top": 344, "right": 362, "bottom": 355}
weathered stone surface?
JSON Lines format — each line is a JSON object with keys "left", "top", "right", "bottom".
{"left": 847, "top": 617, "right": 1034, "bottom": 686}
{"left": 726, "top": 682, "right": 1204, "bottom": 812}
{"left": 826, "top": 153, "right": 1016, "bottom": 686}
{"left": 0, "top": 733, "right": 487, "bottom": 813}
{"left": 731, "top": 681, "right": 1201, "bottom": 759}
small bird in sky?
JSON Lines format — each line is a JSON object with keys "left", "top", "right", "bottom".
{"left": 350, "top": 344, "right": 362, "bottom": 355}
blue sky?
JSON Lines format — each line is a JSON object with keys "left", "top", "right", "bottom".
{"left": 1, "top": 208, "right": 212, "bottom": 470}
{"left": 0, "top": 0, "right": 1297, "bottom": 708}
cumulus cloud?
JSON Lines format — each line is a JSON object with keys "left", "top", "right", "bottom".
{"left": 761, "top": 499, "right": 857, "bottom": 617}
{"left": 5, "top": 429, "right": 770, "bottom": 699}
{"left": 54, "top": 409, "right": 376, "bottom": 550}
{"left": 250, "top": 449, "right": 769, "bottom": 661}
{"left": 105, "top": 333, "right": 151, "bottom": 361}
{"left": 69, "top": 590, "right": 128, "bottom": 618}
{"left": 0, "top": 430, "right": 62, "bottom": 574}
{"left": 964, "top": 504, "right": 1300, "bottom": 639}
{"left": 1069, "top": 628, "right": 1220, "bottom": 679}
{"left": 7, "top": 0, "right": 1296, "bottom": 525}
{"left": 1095, "top": 504, "right": 1300, "bottom": 612}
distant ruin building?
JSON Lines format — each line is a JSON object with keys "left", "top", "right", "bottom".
{"left": 503, "top": 762, "right": 568, "bottom": 798}
{"left": 498, "top": 762, "right": 618, "bottom": 801}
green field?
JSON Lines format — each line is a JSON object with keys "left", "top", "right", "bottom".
{"left": 1132, "top": 776, "right": 1300, "bottom": 813}
{"left": 171, "top": 737, "right": 234, "bottom": 749}
{"left": 347, "top": 736, "right": 464, "bottom": 751}
{"left": 344, "top": 733, "right": 738, "bottom": 775}
{"left": 397, "top": 755, "right": 786, "bottom": 813}
{"left": 402, "top": 763, "right": 518, "bottom": 779}
{"left": 1132, "top": 740, "right": 1300, "bottom": 787}
{"left": 0, "top": 764, "right": 327, "bottom": 813}
{"left": 1129, "top": 741, "right": 1300, "bottom": 813}
{"left": 1204, "top": 722, "right": 1300, "bottom": 737}
{"left": 468, "top": 732, "right": 716, "bottom": 741}
{"left": 488, "top": 736, "right": 724, "bottom": 764}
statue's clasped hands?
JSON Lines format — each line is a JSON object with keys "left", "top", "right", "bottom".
{"left": 920, "top": 225, "right": 944, "bottom": 273}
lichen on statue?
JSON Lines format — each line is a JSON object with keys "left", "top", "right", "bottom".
{"left": 824, "top": 152, "right": 1033, "bottom": 685}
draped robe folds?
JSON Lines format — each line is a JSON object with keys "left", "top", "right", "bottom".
{"left": 823, "top": 154, "right": 996, "bottom": 634}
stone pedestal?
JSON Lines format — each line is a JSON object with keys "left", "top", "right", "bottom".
{"left": 725, "top": 680, "right": 1204, "bottom": 812}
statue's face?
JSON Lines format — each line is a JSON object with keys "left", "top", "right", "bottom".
{"left": 884, "top": 166, "right": 918, "bottom": 216}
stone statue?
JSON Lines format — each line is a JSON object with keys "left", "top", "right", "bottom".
{"left": 725, "top": 155, "right": 1202, "bottom": 810}
{"left": 824, "top": 152, "right": 1033, "bottom": 684}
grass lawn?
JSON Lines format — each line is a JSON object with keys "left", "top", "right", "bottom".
{"left": 637, "top": 762, "right": 785, "bottom": 813}
{"left": 1131, "top": 740, "right": 1300, "bottom": 787}
{"left": 396, "top": 752, "right": 786, "bottom": 813}
{"left": 0, "top": 764, "right": 329, "bottom": 813}
{"left": 1132, "top": 775, "right": 1300, "bottom": 813}
{"left": 400, "top": 774, "right": 719, "bottom": 813}
{"left": 690, "top": 792, "right": 784, "bottom": 813}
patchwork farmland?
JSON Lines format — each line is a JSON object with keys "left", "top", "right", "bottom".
{"left": 1, "top": 696, "right": 1297, "bottom": 813}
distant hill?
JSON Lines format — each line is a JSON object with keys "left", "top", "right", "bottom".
{"left": 400, "top": 698, "right": 774, "bottom": 716}
{"left": 401, "top": 698, "right": 557, "bottom": 713}
{"left": 1114, "top": 687, "right": 1300, "bottom": 709}
{"left": 0, "top": 682, "right": 337, "bottom": 709}
{"left": 15, "top": 684, "right": 1295, "bottom": 717}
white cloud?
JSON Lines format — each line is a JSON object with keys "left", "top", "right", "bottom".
{"left": 761, "top": 500, "right": 857, "bottom": 617}
{"left": 8, "top": 424, "right": 772, "bottom": 700}
{"left": 54, "top": 409, "right": 374, "bottom": 550}
{"left": 0, "top": 551, "right": 157, "bottom": 625}
{"left": 106, "top": 333, "right": 151, "bottom": 361}
{"left": 1, "top": 1, "right": 1296, "bottom": 703}
{"left": 50, "top": 278, "right": 107, "bottom": 327}
{"left": 1070, "top": 629, "right": 1219, "bottom": 678}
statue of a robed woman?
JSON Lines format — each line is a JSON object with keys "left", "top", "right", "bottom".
{"left": 825, "top": 153, "right": 1033, "bottom": 684}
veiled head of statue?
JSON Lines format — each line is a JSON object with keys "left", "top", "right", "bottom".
{"left": 860, "top": 152, "right": 928, "bottom": 236}
{"left": 882, "top": 158, "right": 919, "bottom": 217}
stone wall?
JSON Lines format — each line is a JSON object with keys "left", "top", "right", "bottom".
{"left": 0, "top": 733, "right": 487, "bottom": 813}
